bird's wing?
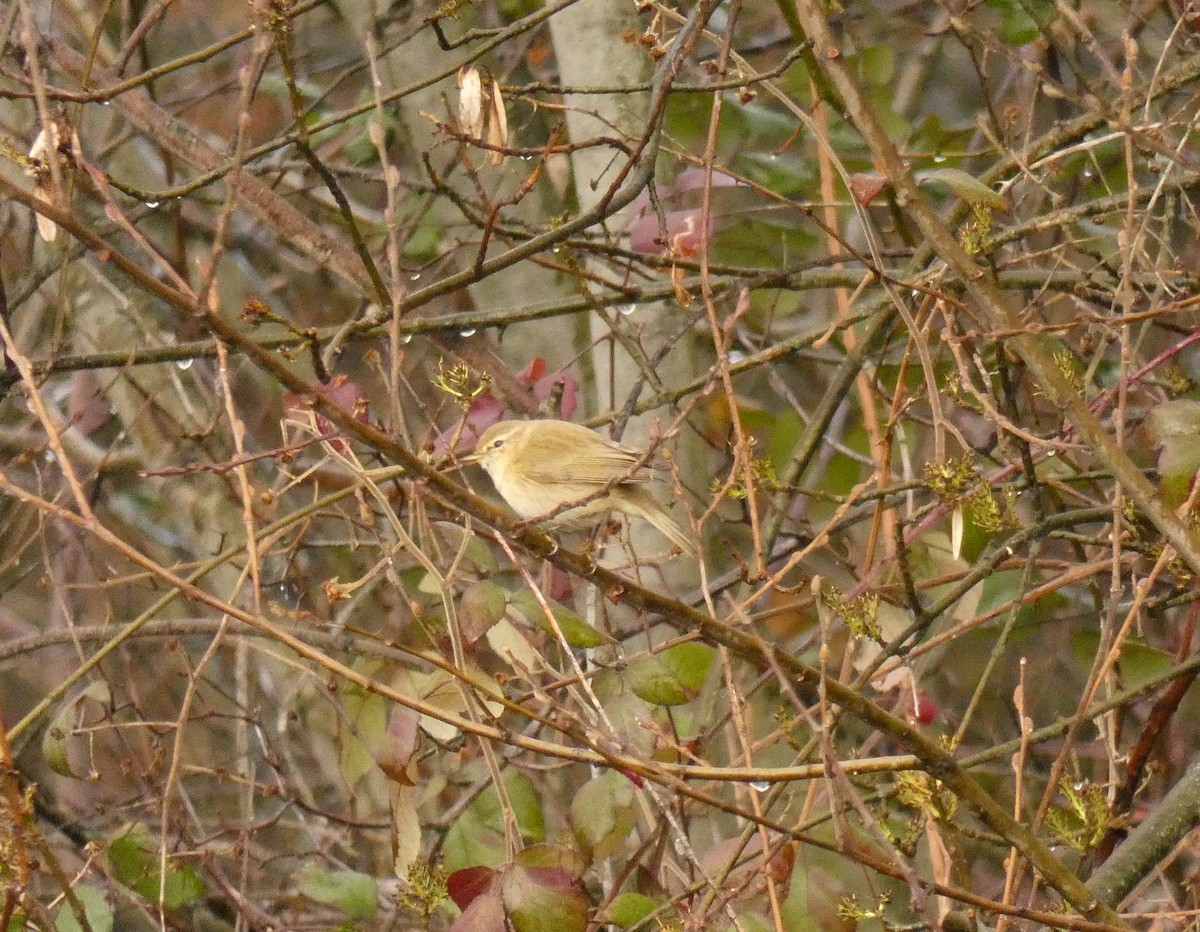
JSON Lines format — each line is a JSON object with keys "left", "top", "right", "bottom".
{"left": 523, "top": 445, "right": 652, "bottom": 485}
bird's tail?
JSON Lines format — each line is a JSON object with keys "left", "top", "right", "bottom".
{"left": 625, "top": 488, "right": 696, "bottom": 555}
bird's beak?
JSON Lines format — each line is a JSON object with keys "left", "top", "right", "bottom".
{"left": 452, "top": 449, "right": 481, "bottom": 469}
{"left": 433, "top": 446, "right": 479, "bottom": 473}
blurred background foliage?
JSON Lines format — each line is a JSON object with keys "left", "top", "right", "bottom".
{"left": 2, "top": 0, "right": 1200, "bottom": 928}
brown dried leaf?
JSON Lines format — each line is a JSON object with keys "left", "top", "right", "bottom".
{"left": 457, "top": 66, "right": 484, "bottom": 138}
{"left": 849, "top": 172, "right": 889, "bottom": 207}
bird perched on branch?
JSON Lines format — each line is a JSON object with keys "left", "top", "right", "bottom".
{"left": 466, "top": 419, "right": 694, "bottom": 554}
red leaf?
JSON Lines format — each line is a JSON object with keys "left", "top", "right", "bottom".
{"left": 434, "top": 359, "right": 579, "bottom": 458}
{"left": 283, "top": 375, "right": 369, "bottom": 451}
{"left": 374, "top": 705, "right": 421, "bottom": 784}
{"left": 549, "top": 566, "right": 574, "bottom": 602}
{"left": 529, "top": 371, "right": 578, "bottom": 421}
{"left": 849, "top": 173, "right": 889, "bottom": 207}
{"left": 629, "top": 209, "right": 709, "bottom": 255}
{"left": 322, "top": 375, "right": 370, "bottom": 423}
{"left": 431, "top": 392, "right": 505, "bottom": 459}
{"left": 627, "top": 168, "right": 740, "bottom": 254}
{"left": 905, "top": 690, "right": 938, "bottom": 725}
{"left": 672, "top": 167, "right": 740, "bottom": 193}
{"left": 449, "top": 887, "right": 505, "bottom": 932}
{"left": 520, "top": 358, "right": 547, "bottom": 382}
{"left": 447, "top": 866, "right": 497, "bottom": 911}
{"left": 67, "top": 371, "right": 113, "bottom": 435}
{"left": 617, "top": 768, "right": 645, "bottom": 788}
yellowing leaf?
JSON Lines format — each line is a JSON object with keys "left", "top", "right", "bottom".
{"left": 919, "top": 167, "right": 1008, "bottom": 212}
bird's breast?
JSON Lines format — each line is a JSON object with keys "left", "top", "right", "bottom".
{"left": 489, "top": 470, "right": 560, "bottom": 518}
{"left": 490, "top": 471, "right": 615, "bottom": 526}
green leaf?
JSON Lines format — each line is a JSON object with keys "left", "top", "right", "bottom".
{"left": 497, "top": 0, "right": 541, "bottom": 18}
{"left": 42, "top": 681, "right": 110, "bottom": 779}
{"left": 298, "top": 865, "right": 378, "bottom": 920}
{"left": 54, "top": 884, "right": 113, "bottom": 932}
{"left": 1146, "top": 399, "right": 1200, "bottom": 505}
{"left": 918, "top": 167, "right": 1008, "bottom": 211}
{"left": 570, "top": 771, "right": 636, "bottom": 860}
{"left": 609, "top": 892, "right": 659, "bottom": 927}
{"left": 513, "top": 844, "right": 585, "bottom": 873}
{"left": 628, "top": 642, "right": 713, "bottom": 708}
{"left": 485, "top": 617, "right": 538, "bottom": 668}
{"left": 41, "top": 721, "right": 75, "bottom": 779}
{"left": 392, "top": 665, "right": 503, "bottom": 744}
{"left": 476, "top": 771, "right": 546, "bottom": 844}
{"left": 627, "top": 655, "right": 691, "bottom": 706}
{"left": 509, "top": 591, "right": 612, "bottom": 649}
{"left": 443, "top": 808, "right": 507, "bottom": 874}
{"left": 503, "top": 846, "right": 587, "bottom": 932}
{"left": 765, "top": 409, "right": 803, "bottom": 472}
{"left": 1070, "top": 632, "right": 1173, "bottom": 690}
{"left": 986, "top": 0, "right": 1043, "bottom": 45}
{"left": 658, "top": 642, "right": 714, "bottom": 692}
{"left": 444, "top": 771, "right": 548, "bottom": 874}
{"left": 908, "top": 113, "right": 975, "bottom": 161}
{"left": 340, "top": 676, "right": 388, "bottom": 791}
{"left": 459, "top": 580, "right": 510, "bottom": 643}
{"left": 343, "top": 112, "right": 396, "bottom": 166}
{"left": 780, "top": 862, "right": 853, "bottom": 932}
{"left": 855, "top": 45, "right": 894, "bottom": 85}
{"left": 592, "top": 671, "right": 657, "bottom": 757}
{"left": 403, "top": 220, "right": 444, "bottom": 264}
{"left": 107, "top": 823, "right": 205, "bottom": 909}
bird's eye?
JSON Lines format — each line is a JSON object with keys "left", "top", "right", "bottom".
{"left": 491, "top": 439, "right": 504, "bottom": 449}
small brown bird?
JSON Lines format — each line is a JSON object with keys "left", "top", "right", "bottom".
{"left": 467, "top": 419, "right": 694, "bottom": 553}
